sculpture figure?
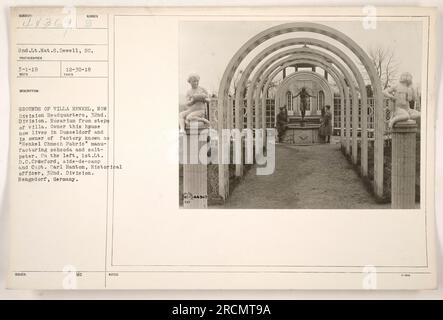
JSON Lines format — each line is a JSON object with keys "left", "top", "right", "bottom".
{"left": 384, "top": 72, "right": 420, "bottom": 129}
{"left": 179, "top": 73, "right": 210, "bottom": 132}
{"left": 293, "top": 87, "right": 315, "bottom": 120}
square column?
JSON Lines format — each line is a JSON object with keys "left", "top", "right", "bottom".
{"left": 181, "top": 123, "right": 209, "bottom": 209}
{"left": 391, "top": 120, "right": 417, "bottom": 209}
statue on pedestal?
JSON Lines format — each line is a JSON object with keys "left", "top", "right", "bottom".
{"left": 293, "top": 87, "right": 315, "bottom": 121}
{"left": 179, "top": 73, "right": 210, "bottom": 133}
{"left": 384, "top": 72, "right": 420, "bottom": 129}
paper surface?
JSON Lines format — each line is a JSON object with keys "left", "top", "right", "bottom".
{"left": 6, "top": 6, "right": 438, "bottom": 289}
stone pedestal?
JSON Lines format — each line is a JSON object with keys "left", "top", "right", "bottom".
{"left": 181, "top": 123, "right": 208, "bottom": 209}
{"left": 391, "top": 120, "right": 417, "bottom": 209}
{"left": 282, "top": 125, "right": 320, "bottom": 145}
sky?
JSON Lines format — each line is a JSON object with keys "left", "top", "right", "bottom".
{"left": 179, "top": 19, "right": 424, "bottom": 102}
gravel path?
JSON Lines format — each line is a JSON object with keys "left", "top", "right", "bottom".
{"left": 220, "top": 143, "right": 388, "bottom": 209}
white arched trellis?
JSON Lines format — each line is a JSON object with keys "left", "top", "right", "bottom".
{"left": 247, "top": 48, "right": 358, "bottom": 153}
{"left": 258, "top": 57, "right": 348, "bottom": 145}
{"left": 232, "top": 51, "right": 349, "bottom": 177}
{"left": 218, "top": 22, "right": 384, "bottom": 200}
{"left": 275, "top": 70, "right": 334, "bottom": 115}
{"left": 239, "top": 38, "right": 367, "bottom": 170}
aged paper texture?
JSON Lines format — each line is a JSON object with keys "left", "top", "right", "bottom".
{"left": 7, "top": 6, "right": 438, "bottom": 289}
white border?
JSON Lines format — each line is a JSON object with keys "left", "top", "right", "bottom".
{"left": 0, "top": 0, "right": 441, "bottom": 299}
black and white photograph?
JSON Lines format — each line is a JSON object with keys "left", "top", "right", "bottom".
{"left": 179, "top": 19, "right": 426, "bottom": 210}
{"left": 1, "top": 5, "right": 439, "bottom": 293}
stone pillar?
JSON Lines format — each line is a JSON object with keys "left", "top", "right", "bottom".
{"left": 324, "top": 70, "right": 328, "bottom": 80}
{"left": 282, "top": 68, "right": 286, "bottom": 79}
{"left": 182, "top": 123, "right": 208, "bottom": 209}
{"left": 391, "top": 120, "right": 417, "bottom": 209}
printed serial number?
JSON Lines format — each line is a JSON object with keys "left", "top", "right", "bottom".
{"left": 171, "top": 304, "right": 271, "bottom": 317}
{"left": 216, "top": 304, "right": 271, "bottom": 315}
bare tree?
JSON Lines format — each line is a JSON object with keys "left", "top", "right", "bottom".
{"left": 367, "top": 45, "right": 400, "bottom": 89}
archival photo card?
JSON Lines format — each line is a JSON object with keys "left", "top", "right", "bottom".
{"left": 6, "top": 6, "right": 438, "bottom": 290}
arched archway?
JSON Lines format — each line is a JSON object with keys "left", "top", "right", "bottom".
{"left": 275, "top": 71, "right": 333, "bottom": 117}
{"left": 239, "top": 40, "right": 364, "bottom": 166}
{"left": 247, "top": 50, "right": 355, "bottom": 151}
{"left": 259, "top": 59, "right": 347, "bottom": 140}
{"left": 218, "top": 22, "right": 384, "bottom": 200}
{"left": 231, "top": 48, "right": 346, "bottom": 177}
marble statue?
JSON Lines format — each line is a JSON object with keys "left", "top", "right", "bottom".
{"left": 384, "top": 72, "right": 420, "bottom": 129}
{"left": 179, "top": 73, "right": 210, "bottom": 132}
